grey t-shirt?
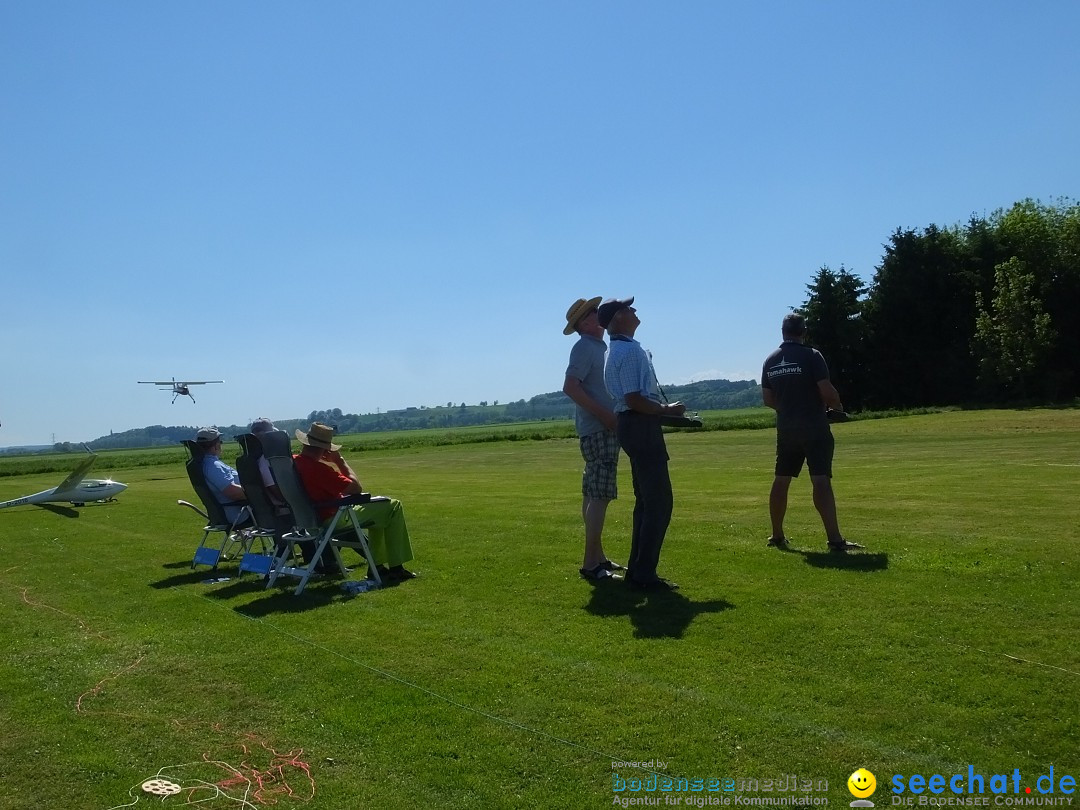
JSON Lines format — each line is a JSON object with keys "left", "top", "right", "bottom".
{"left": 761, "top": 341, "right": 830, "bottom": 433}
{"left": 566, "top": 334, "right": 614, "bottom": 437}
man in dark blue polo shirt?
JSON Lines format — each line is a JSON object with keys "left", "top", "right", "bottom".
{"left": 761, "top": 312, "right": 860, "bottom": 553}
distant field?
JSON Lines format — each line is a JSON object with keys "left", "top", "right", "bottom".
{"left": 0, "top": 409, "right": 1076, "bottom": 809}
{"left": 0, "top": 409, "right": 781, "bottom": 477}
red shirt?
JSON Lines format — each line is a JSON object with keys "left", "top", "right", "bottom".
{"left": 292, "top": 453, "right": 351, "bottom": 522}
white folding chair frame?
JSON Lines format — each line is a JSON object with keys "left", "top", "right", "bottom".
{"left": 259, "top": 430, "right": 382, "bottom": 596}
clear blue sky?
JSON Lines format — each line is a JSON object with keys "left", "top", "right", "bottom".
{"left": 2, "top": 1, "right": 1077, "bottom": 447}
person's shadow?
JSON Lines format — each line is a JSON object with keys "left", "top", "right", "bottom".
{"left": 792, "top": 548, "right": 889, "bottom": 571}
{"left": 584, "top": 580, "right": 734, "bottom": 639}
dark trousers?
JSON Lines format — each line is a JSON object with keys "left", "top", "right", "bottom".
{"left": 616, "top": 411, "right": 673, "bottom": 584}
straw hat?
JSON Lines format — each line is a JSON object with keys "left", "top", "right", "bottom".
{"left": 563, "top": 296, "right": 602, "bottom": 335}
{"left": 295, "top": 422, "right": 341, "bottom": 451}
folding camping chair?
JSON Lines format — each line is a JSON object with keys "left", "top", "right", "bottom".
{"left": 257, "top": 429, "right": 383, "bottom": 596}
{"left": 181, "top": 439, "right": 255, "bottom": 569}
{"left": 232, "top": 433, "right": 288, "bottom": 578}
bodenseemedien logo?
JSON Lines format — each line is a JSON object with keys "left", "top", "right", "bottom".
{"left": 849, "top": 768, "right": 878, "bottom": 808}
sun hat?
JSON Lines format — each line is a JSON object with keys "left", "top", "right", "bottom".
{"left": 295, "top": 422, "right": 341, "bottom": 451}
{"left": 597, "top": 296, "right": 634, "bottom": 329}
{"left": 563, "top": 296, "right": 602, "bottom": 335}
{"left": 250, "top": 418, "right": 276, "bottom": 435}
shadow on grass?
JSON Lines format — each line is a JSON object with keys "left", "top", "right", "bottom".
{"left": 584, "top": 580, "right": 734, "bottom": 639}
{"left": 149, "top": 569, "right": 229, "bottom": 588}
{"left": 799, "top": 550, "right": 889, "bottom": 571}
{"left": 234, "top": 585, "right": 339, "bottom": 616}
{"left": 36, "top": 503, "right": 81, "bottom": 518}
{"left": 161, "top": 560, "right": 192, "bottom": 570}
{"left": 200, "top": 576, "right": 275, "bottom": 600}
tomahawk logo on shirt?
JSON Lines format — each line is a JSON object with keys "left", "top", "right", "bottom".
{"left": 765, "top": 358, "right": 803, "bottom": 380}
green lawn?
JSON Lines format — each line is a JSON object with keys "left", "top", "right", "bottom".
{"left": 0, "top": 409, "right": 1077, "bottom": 809}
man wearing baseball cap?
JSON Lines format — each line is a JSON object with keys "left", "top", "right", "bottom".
{"left": 292, "top": 422, "right": 417, "bottom": 582}
{"left": 194, "top": 426, "right": 249, "bottom": 525}
{"left": 562, "top": 297, "right": 624, "bottom": 581}
{"left": 600, "top": 297, "right": 685, "bottom": 591}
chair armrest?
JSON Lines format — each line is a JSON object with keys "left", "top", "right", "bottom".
{"left": 313, "top": 493, "right": 372, "bottom": 509}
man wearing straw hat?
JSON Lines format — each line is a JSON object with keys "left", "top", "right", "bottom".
{"left": 292, "top": 422, "right": 417, "bottom": 582}
{"left": 562, "top": 296, "right": 624, "bottom": 581}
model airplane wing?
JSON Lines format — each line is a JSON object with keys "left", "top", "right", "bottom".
{"left": 180, "top": 381, "right": 224, "bottom": 385}
{"left": 138, "top": 381, "right": 174, "bottom": 385}
{"left": 53, "top": 453, "right": 98, "bottom": 493}
{"left": 0, "top": 448, "right": 128, "bottom": 510}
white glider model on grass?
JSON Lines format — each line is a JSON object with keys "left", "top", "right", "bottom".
{"left": 0, "top": 448, "right": 128, "bottom": 509}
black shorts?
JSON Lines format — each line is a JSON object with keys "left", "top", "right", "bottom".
{"left": 775, "top": 428, "right": 834, "bottom": 478}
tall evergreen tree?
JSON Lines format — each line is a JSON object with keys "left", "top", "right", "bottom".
{"left": 861, "top": 225, "right": 980, "bottom": 407}
{"left": 800, "top": 266, "right": 867, "bottom": 408}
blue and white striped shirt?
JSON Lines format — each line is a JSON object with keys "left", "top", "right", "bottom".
{"left": 604, "top": 336, "right": 661, "bottom": 414}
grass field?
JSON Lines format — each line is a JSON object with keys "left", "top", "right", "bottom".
{"left": 1, "top": 409, "right": 1077, "bottom": 809}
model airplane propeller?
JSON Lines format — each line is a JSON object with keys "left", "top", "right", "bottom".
{"left": 138, "top": 377, "right": 223, "bottom": 403}
{"left": 0, "top": 447, "right": 128, "bottom": 509}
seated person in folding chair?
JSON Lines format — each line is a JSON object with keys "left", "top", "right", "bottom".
{"left": 195, "top": 426, "right": 251, "bottom": 527}
{"left": 250, "top": 418, "right": 291, "bottom": 520}
{"left": 292, "top": 422, "right": 417, "bottom": 582}
{"left": 250, "top": 418, "right": 330, "bottom": 573}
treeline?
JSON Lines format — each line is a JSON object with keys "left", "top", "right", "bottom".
{"left": 82, "top": 378, "right": 760, "bottom": 450}
{"left": 801, "top": 198, "right": 1080, "bottom": 409}
{"left": 306, "top": 378, "right": 759, "bottom": 434}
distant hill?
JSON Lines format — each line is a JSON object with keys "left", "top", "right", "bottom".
{"left": 74, "top": 378, "right": 760, "bottom": 451}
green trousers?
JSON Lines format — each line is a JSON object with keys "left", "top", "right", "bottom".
{"left": 350, "top": 497, "right": 413, "bottom": 567}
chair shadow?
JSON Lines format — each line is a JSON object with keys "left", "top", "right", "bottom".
{"left": 201, "top": 576, "right": 275, "bottom": 600}
{"left": 161, "top": 560, "right": 193, "bottom": 570}
{"left": 149, "top": 569, "right": 231, "bottom": 589}
{"left": 234, "top": 584, "right": 339, "bottom": 616}
{"left": 799, "top": 550, "right": 890, "bottom": 571}
{"left": 584, "top": 580, "right": 735, "bottom": 639}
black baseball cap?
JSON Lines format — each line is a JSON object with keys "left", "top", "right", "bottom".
{"left": 597, "top": 296, "right": 634, "bottom": 328}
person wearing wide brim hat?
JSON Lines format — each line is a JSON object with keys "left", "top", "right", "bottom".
{"left": 563, "top": 296, "right": 602, "bottom": 335}
{"left": 291, "top": 422, "right": 418, "bottom": 583}
{"left": 561, "top": 297, "right": 625, "bottom": 581}
{"left": 295, "top": 422, "right": 341, "bottom": 452}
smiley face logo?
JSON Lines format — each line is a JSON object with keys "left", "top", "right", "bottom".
{"left": 848, "top": 769, "right": 877, "bottom": 798}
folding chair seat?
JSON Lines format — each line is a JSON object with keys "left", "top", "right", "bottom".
{"left": 232, "top": 433, "right": 286, "bottom": 577}
{"left": 180, "top": 439, "right": 254, "bottom": 569}
{"left": 258, "top": 429, "right": 383, "bottom": 596}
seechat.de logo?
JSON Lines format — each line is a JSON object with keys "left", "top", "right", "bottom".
{"left": 850, "top": 769, "right": 878, "bottom": 808}
{"left": 890, "top": 766, "right": 1077, "bottom": 805}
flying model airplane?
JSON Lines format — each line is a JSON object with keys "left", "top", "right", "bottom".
{"left": 0, "top": 448, "right": 128, "bottom": 509}
{"left": 138, "top": 377, "right": 224, "bottom": 403}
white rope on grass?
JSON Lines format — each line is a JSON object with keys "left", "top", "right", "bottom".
{"left": 185, "top": 587, "right": 667, "bottom": 776}
{"left": 928, "top": 636, "right": 1080, "bottom": 677}
{"left": 104, "top": 761, "right": 259, "bottom": 810}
